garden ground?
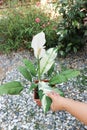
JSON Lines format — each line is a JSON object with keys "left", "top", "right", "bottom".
{"left": 0, "top": 43, "right": 87, "bottom": 130}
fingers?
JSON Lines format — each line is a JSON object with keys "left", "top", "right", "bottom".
{"left": 51, "top": 103, "right": 58, "bottom": 112}
{"left": 46, "top": 91, "right": 59, "bottom": 101}
{"left": 47, "top": 91, "right": 60, "bottom": 112}
{"left": 51, "top": 103, "right": 56, "bottom": 111}
{"left": 47, "top": 92, "right": 53, "bottom": 98}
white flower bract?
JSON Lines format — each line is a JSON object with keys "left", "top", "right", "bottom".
{"left": 31, "top": 31, "right": 46, "bottom": 58}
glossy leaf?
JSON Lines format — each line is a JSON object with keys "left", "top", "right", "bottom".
{"left": 49, "top": 74, "right": 67, "bottom": 85}
{"left": 18, "top": 66, "right": 32, "bottom": 81}
{"left": 0, "top": 81, "right": 23, "bottom": 95}
{"left": 61, "top": 69, "right": 80, "bottom": 79}
{"left": 47, "top": 64, "right": 55, "bottom": 77}
{"left": 29, "top": 83, "right": 37, "bottom": 92}
{"left": 52, "top": 88, "right": 64, "bottom": 97}
{"left": 23, "top": 58, "right": 37, "bottom": 76}
{"left": 49, "top": 69, "right": 80, "bottom": 85}
{"left": 41, "top": 95, "right": 52, "bottom": 113}
{"left": 38, "top": 90, "right": 43, "bottom": 100}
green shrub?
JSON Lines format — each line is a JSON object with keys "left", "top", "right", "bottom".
{"left": 56, "top": 0, "right": 87, "bottom": 56}
{"left": 0, "top": 6, "right": 58, "bottom": 53}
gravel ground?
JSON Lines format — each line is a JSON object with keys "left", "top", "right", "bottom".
{"left": 0, "top": 48, "right": 87, "bottom": 130}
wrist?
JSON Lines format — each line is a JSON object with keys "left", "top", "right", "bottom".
{"left": 59, "top": 96, "right": 73, "bottom": 111}
{"left": 61, "top": 97, "right": 74, "bottom": 111}
{"left": 58, "top": 96, "right": 67, "bottom": 110}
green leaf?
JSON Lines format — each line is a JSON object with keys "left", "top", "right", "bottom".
{"left": 62, "top": 69, "right": 80, "bottom": 79}
{"left": 47, "top": 64, "right": 55, "bottom": 77}
{"left": 59, "top": 51, "right": 65, "bottom": 56}
{"left": 73, "top": 47, "right": 77, "bottom": 53}
{"left": 66, "top": 46, "right": 71, "bottom": 53}
{"left": 84, "top": 30, "right": 87, "bottom": 36}
{"left": 50, "top": 69, "right": 80, "bottom": 85}
{"left": 23, "top": 59, "right": 36, "bottom": 76}
{"left": 0, "top": 81, "right": 23, "bottom": 95}
{"left": 52, "top": 88, "right": 64, "bottom": 97}
{"left": 41, "top": 95, "right": 52, "bottom": 113}
{"left": 18, "top": 66, "right": 32, "bottom": 81}
{"left": 29, "top": 83, "right": 37, "bottom": 92}
{"left": 49, "top": 74, "right": 67, "bottom": 84}
{"left": 67, "top": 43, "right": 72, "bottom": 47}
{"left": 38, "top": 90, "right": 43, "bottom": 100}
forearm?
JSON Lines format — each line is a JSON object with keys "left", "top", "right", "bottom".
{"left": 62, "top": 98, "right": 87, "bottom": 125}
{"left": 47, "top": 92, "right": 87, "bottom": 125}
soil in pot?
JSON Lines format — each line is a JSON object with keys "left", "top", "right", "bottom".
{"left": 34, "top": 87, "right": 42, "bottom": 107}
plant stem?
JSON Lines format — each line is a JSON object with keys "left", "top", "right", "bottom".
{"left": 37, "top": 58, "right": 40, "bottom": 81}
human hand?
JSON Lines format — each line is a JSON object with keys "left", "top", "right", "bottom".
{"left": 47, "top": 91, "right": 65, "bottom": 111}
{"left": 47, "top": 92, "right": 87, "bottom": 125}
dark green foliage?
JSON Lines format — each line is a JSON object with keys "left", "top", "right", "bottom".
{"left": 56, "top": 0, "right": 87, "bottom": 56}
{"left": 0, "top": 81, "right": 23, "bottom": 95}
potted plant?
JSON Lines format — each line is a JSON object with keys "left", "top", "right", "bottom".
{"left": 0, "top": 32, "right": 80, "bottom": 113}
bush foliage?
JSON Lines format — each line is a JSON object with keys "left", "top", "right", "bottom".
{"left": 0, "top": 6, "right": 58, "bottom": 53}
{"left": 0, "top": 0, "right": 86, "bottom": 55}
{"left": 56, "top": 0, "right": 87, "bottom": 56}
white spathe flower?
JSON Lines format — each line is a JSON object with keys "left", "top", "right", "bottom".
{"left": 40, "top": 48, "right": 57, "bottom": 75}
{"left": 31, "top": 31, "right": 46, "bottom": 58}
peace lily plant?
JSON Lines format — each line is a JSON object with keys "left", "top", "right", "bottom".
{"left": 0, "top": 32, "right": 80, "bottom": 113}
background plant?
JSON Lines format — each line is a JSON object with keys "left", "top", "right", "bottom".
{"left": 0, "top": 6, "right": 58, "bottom": 53}
{"left": 56, "top": 0, "right": 87, "bottom": 56}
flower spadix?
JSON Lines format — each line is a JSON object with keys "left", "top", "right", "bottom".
{"left": 31, "top": 31, "right": 46, "bottom": 59}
